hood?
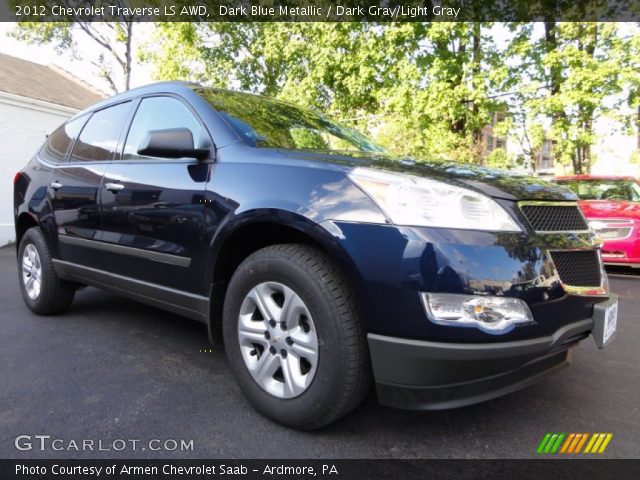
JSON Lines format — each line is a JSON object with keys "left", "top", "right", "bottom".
{"left": 277, "top": 150, "right": 577, "bottom": 202}
{"left": 578, "top": 200, "right": 640, "bottom": 220}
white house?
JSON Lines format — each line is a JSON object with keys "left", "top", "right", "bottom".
{"left": 0, "top": 53, "right": 103, "bottom": 245}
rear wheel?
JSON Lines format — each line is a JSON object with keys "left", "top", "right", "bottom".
{"left": 222, "top": 244, "right": 371, "bottom": 429}
{"left": 18, "top": 227, "right": 76, "bottom": 314}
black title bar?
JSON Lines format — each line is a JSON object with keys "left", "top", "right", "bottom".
{"left": 1, "top": 459, "right": 640, "bottom": 480}
{"left": 3, "top": 0, "right": 640, "bottom": 22}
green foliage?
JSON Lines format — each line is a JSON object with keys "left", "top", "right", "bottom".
{"left": 9, "top": 22, "right": 73, "bottom": 53}
{"left": 143, "top": 22, "right": 515, "bottom": 164}
{"left": 10, "top": 3, "right": 135, "bottom": 92}
{"left": 138, "top": 23, "right": 201, "bottom": 82}
{"left": 290, "top": 128, "right": 328, "bottom": 150}
{"left": 507, "top": 22, "right": 633, "bottom": 174}
{"left": 485, "top": 149, "right": 511, "bottom": 170}
{"left": 13, "top": 18, "right": 633, "bottom": 172}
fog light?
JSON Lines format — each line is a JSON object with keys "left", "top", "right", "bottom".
{"left": 422, "top": 293, "right": 535, "bottom": 335}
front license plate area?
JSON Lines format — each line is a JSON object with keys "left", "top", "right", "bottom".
{"left": 593, "top": 295, "right": 618, "bottom": 349}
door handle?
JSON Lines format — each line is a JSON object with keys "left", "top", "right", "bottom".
{"left": 49, "top": 181, "right": 63, "bottom": 190}
{"left": 104, "top": 182, "right": 124, "bottom": 193}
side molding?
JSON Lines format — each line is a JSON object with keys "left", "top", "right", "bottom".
{"left": 59, "top": 235, "right": 191, "bottom": 267}
{"left": 53, "top": 259, "right": 208, "bottom": 323}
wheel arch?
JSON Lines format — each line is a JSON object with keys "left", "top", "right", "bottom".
{"left": 207, "top": 209, "right": 360, "bottom": 343}
{"left": 14, "top": 213, "right": 38, "bottom": 253}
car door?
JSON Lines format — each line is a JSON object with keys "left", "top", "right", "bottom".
{"left": 99, "top": 95, "right": 212, "bottom": 297}
{"left": 50, "top": 102, "right": 132, "bottom": 269}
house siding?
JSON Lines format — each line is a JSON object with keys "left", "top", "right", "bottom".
{"left": 0, "top": 94, "right": 76, "bottom": 245}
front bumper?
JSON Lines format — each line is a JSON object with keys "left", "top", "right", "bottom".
{"left": 369, "top": 295, "right": 618, "bottom": 410}
{"left": 317, "top": 221, "right": 608, "bottom": 343}
{"left": 601, "top": 248, "right": 640, "bottom": 268}
{"left": 600, "top": 237, "right": 640, "bottom": 267}
{"left": 591, "top": 221, "right": 640, "bottom": 267}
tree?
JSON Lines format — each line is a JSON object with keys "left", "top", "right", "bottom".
{"left": 142, "top": 22, "right": 509, "bottom": 162}
{"left": 512, "top": 117, "right": 546, "bottom": 173}
{"left": 485, "top": 148, "right": 512, "bottom": 170}
{"left": 138, "top": 22, "right": 203, "bottom": 87}
{"left": 405, "top": 22, "right": 509, "bottom": 162}
{"left": 140, "top": 21, "right": 636, "bottom": 172}
{"left": 620, "top": 25, "right": 640, "bottom": 152}
{"left": 511, "top": 22, "right": 629, "bottom": 174}
{"left": 10, "top": 0, "right": 135, "bottom": 92}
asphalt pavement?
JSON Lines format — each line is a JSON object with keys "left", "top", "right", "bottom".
{"left": 1, "top": 245, "right": 638, "bottom": 459}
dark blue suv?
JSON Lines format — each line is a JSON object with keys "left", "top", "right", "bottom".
{"left": 13, "top": 82, "right": 618, "bottom": 429}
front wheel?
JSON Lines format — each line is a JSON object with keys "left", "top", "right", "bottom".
{"left": 18, "top": 227, "right": 76, "bottom": 315}
{"left": 222, "top": 244, "right": 371, "bottom": 429}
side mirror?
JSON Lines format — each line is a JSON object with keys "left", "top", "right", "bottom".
{"left": 137, "top": 128, "right": 210, "bottom": 160}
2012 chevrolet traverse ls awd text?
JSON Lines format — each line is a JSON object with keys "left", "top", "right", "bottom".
{"left": 13, "top": 82, "right": 618, "bottom": 429}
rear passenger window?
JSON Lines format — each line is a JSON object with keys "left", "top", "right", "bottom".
{"left": 123, "top": 96, "right": 205, "bottom": 161}
{"left": 71, "top": 102, "right": 131, "bottom": 162}
{"left": 40, "top": 116, "right": 86, "bottom": 163}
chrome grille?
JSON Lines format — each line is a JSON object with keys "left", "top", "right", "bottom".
{"left": 549, "top": 250, "right": 602, "bottom": 287}
{"left": 520, "top": 204, "right": 589, "bottom": 232}
{"left": 589, "top": 219, "right": 634, "bottom": 240}
{"left": 595, "top": 227, "right": 632, "bottom": 240}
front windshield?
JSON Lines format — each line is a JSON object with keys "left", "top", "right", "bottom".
{"left": 197, "top": 88, "right": 385, "bottom": 153}
{"left": 557, "top": 179, "right": 640, "bottom": 202}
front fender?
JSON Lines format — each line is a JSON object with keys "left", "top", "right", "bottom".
{"left": 201, "top": 159, "right": 386, "bottom": 286}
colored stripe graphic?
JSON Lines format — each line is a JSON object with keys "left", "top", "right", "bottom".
{"left": 537, "top": 433, "right": 612, "bottom": 454}
{"left": 550, "top": 434, "right": 565, "bottom": 453}
{"left": 574, "top": 433, "right": 589, "bottom": 453}
{"left": 584, "top": 433, "right": 599, "bottom": 453}
{"left": 568, "top": 434, "right": 581, "bottom": 453}
{"left": 598, "top": 434, "right": 613, "bottom": 453}
{"left": 537, "top": 433, "right": 552, "bottom": 454}
{"left": 560, "top": 434, "right": 575, "bottom": 453}
{"left": 544, "top": 434, "right": 559, "bottom": 453}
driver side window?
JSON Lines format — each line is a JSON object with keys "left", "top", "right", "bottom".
{"left": 123, "top": 96, "right": 205, "bottom": 161}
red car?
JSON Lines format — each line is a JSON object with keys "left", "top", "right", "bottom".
{"left": 555, "top": 175, "right": 640, "bottom": 269}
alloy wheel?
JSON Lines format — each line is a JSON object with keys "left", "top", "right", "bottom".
{"left": 22, "top": 244, "right": 42, "bottom": 300}
{"left": 237, "top": 281, "right": 318, "bottom": 399}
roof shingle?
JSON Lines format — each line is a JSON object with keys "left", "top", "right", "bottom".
{"left": 0, "top": 52, "right": 104, "bottom": 110}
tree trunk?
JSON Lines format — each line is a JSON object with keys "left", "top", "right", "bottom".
{"left": 544, "top": 21, "right": 561, "bottom": 97}
{"left": 577, "top": 24, "right": 597, "bottom": 174}
{"left": 471, "top": 22, "right": 483, "bottom": 163}
{"left": 583, "top": 117, "right": 593, "bottom": 174}
{"left": 573, "top": 150, "right": 581, "bottom": 174}
{"left": 543, "top": 26, "right": 560, "bottom": 106}
{"left": 451, "top": 30, "right": 467, "bottom": 135}
{"left": 544, "top": 21, "right": 568, "bottom": 172}
{"left": 124, "top": 22, "right": 133, "bottom": 91}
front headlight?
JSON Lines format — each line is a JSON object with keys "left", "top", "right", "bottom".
{"left": 348, "top": 167, "right": 521, "bottom": 231}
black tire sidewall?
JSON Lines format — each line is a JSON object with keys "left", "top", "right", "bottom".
{"left": 18, "top": 229, "right": 48, "bottom": 312}
{"left": 223, "top": 248, "right": 353, "bottom": 428}
{"left": 17, "top": 227, "right": 74, "bottom": 315}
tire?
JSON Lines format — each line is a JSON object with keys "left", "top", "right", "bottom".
{"left": 18, "top": 227, "right": 76, "bottom": 315}
{"left": 222, "top": 244, "right": 371, "bottom": 429}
